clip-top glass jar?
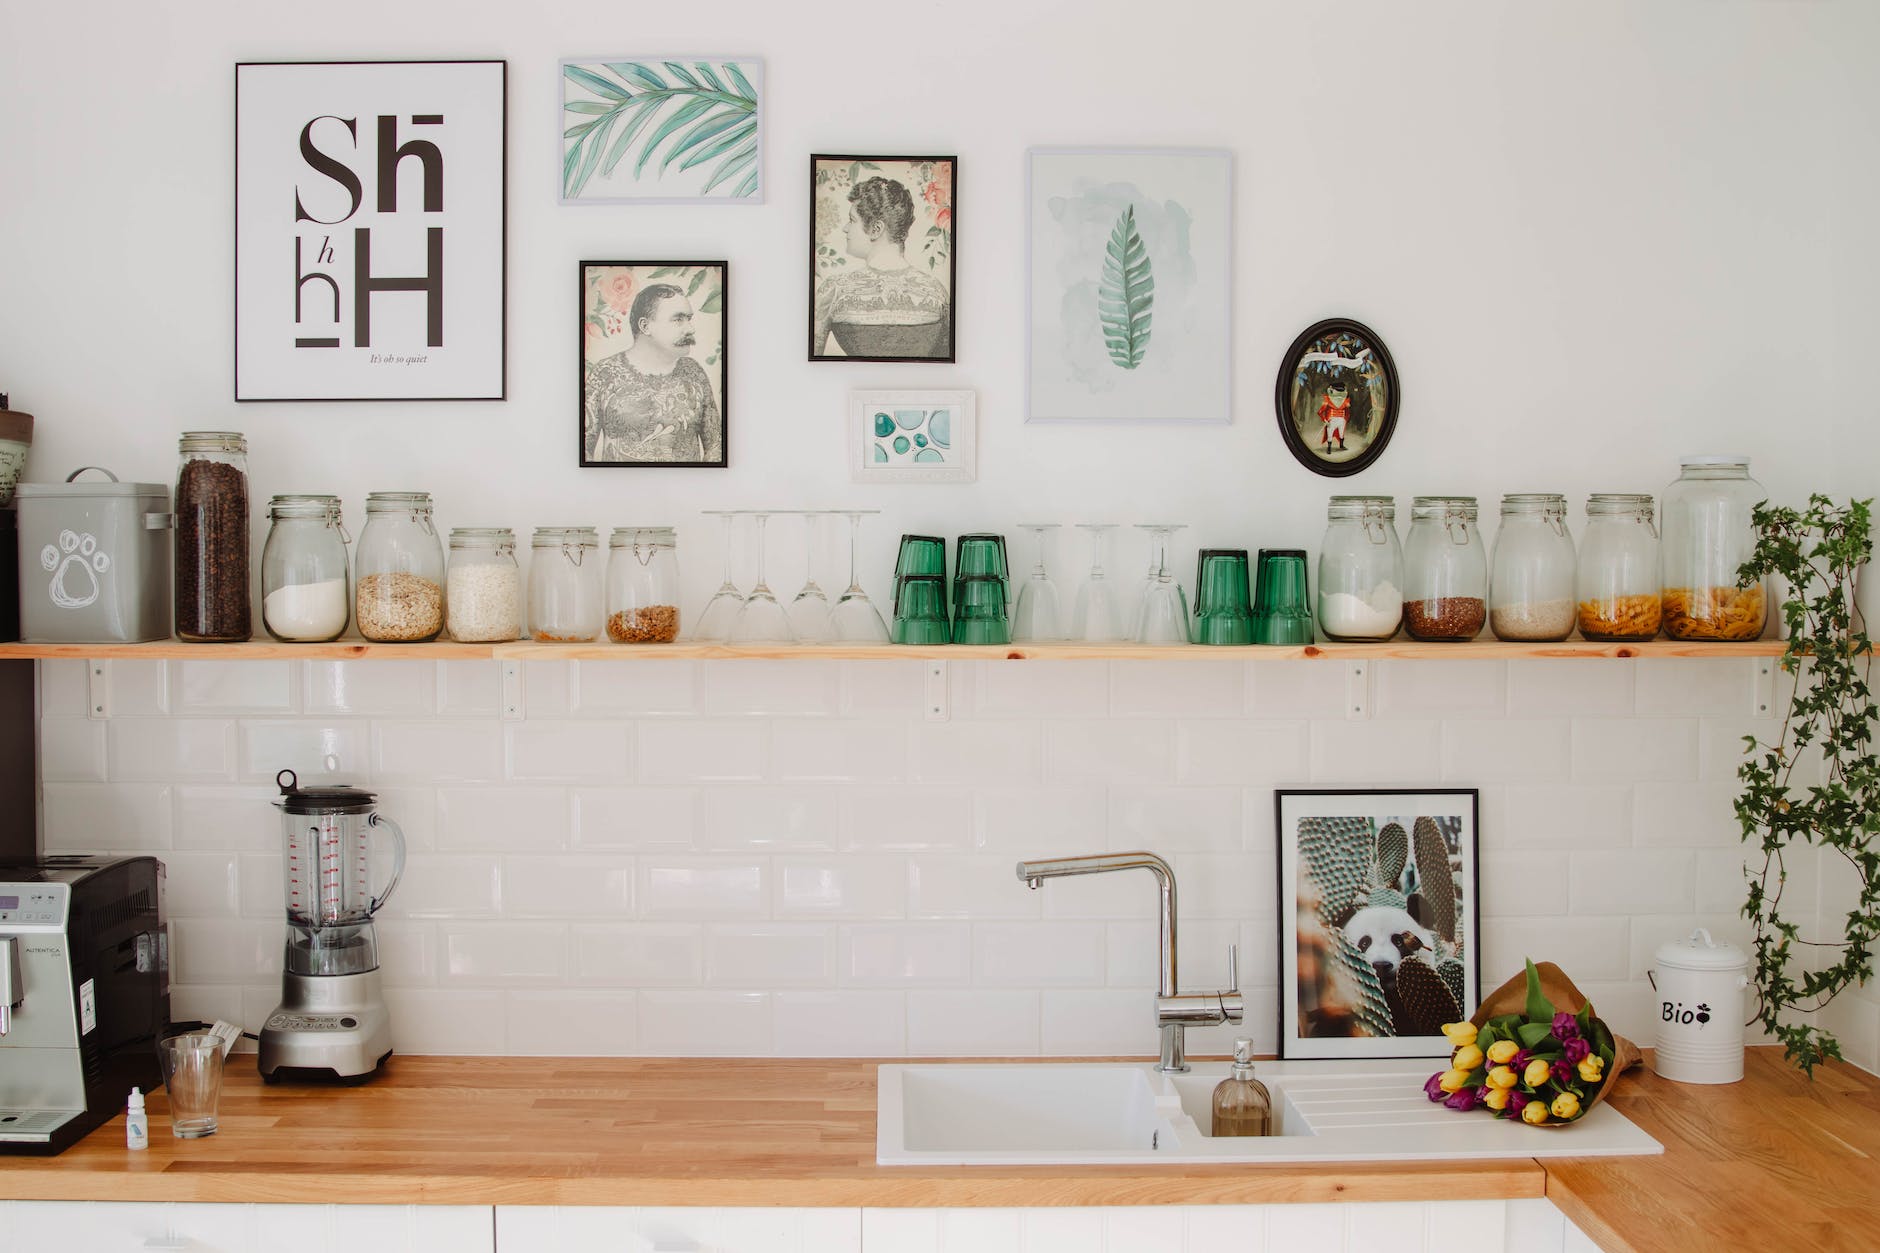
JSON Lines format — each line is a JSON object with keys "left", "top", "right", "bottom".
{"left": 529, "top": 527, "right": 603, "bottom": 642}
{"left": 1578, "top": 495, "right": 1660, "bottom": 641}
{"left": 1489, "top": 493, "right": 1577, "bottom": 642}
{"left": 447, "top": 528, "right": 521, "bottom": 642}
{"left": 1318, "top": 495, "right": 1402, "bottom": 641}
{"left": 175, "top": 431, "right": 252, "bottom": 642}
{"left": 1402, "top": 496, "right": 1486, "bottom": 641}
{"left": 607, "top": 527, "right": 681, "bottom": 643}
{"left": 1661, "top": 458, "right": 1767, "bottom": 640}
{"left": 261, "top": 495, "right": 350, "bottom": 642}
{"left": 355, "top": 492, "right": 445, "bottom": 642}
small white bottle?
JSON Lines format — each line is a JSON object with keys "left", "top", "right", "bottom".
{"left": 126, "top": 1087, "right": 148, "bottom": 1150}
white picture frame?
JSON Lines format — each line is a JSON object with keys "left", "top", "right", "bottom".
{"left": 559, "top": 56, "right": 763, "bottom": 205}
{"left": 1025, "top": 147, "right": 1233, "bottom": 423}
{"left": 849, "top": 390, "right": 976, "bottom": 484}
{"left": 234, "top": 59, "right": 507, "bottom": 402}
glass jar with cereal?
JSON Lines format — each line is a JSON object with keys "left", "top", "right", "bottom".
{"left": 355, "top": 492, "right": 445, "bottom": 643}
{"left": 607, "top": 527, "right": 681, "bottom": 643}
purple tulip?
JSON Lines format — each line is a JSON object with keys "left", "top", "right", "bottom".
{"left": 1444, "top": 1086, "right": 1482, "bottom": 1112}
{"left": 1507, "top": 1090, "right": 1531, "bottom": 1113}
{"left": 1563, "top": 1037, "right": 1591, "bottom": 1064}
{"left": 1512, "top": 1048, "right": 1532, "bottom": 1071}
{"left": 1552, "top": 1059, "right": 1574, "bottom": 1085}
{"left": 1425, "top": 1073, "right": 1447, "bottom": 1103}
{"left": 1553, "top": 1012, "right": 1580, "bottom": 1041}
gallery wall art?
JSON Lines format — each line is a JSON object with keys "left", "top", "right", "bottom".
{"left": 1276, "top": 317, "right": 1400, "bottom": 477}
{"left": 1026, "top": 148, "right": 1232, "bottom": 423}
{"left": 234, "top": 59, "right": 507, "bottom": 401}
{"left": 560, "top": 57, "right": 762, "bottom": 203}
{"left": 810, "top": 155, "right": 956, "bottom": 362}
{"left": 580, "top": 261, "right": 727, "bottom": 467}
{"left": 848, "top": 389, "right": 976, "bottom": 483}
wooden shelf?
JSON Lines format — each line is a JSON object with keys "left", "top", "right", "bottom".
{"left": 0, "top": 638, "right": 1789, "bottom": 662}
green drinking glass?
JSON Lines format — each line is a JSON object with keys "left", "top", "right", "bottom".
{"left": 892, "top": 575, "right": 951, "bottom": 645}
{"left": 894, "top": 535, "right": 947, "bottom": 617}
{"left": 1253, "top": 548, "right": 1315, "bottom": 645}
{"left": 952, "top": 574, "right": 1010, "bottom": 644}
{"left": 1194, "top": 549, "right": 1254, "bottom": 646}
{"left": 955, "top": 533, "right": 1009, "bottom": 580}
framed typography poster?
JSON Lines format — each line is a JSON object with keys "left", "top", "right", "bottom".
{"left": 235, "top": 60, "right": 507, "bottom": 401}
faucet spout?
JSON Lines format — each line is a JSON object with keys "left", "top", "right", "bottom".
{"left": 1012, "top": 852, "right": 1176, "bottom": 995}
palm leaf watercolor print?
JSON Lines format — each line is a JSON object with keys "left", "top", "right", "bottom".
{"left": 1099, "top": 205, "right": 1153, "bottom": 369}
{"left": 562, "top": 60, "right": 760, "bottom": 200}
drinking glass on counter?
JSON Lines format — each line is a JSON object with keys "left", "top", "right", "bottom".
{"left": 1071, "top": 524, "right": 1124, "bottom": 642}
{"left": 158, "top": 1032, "right": 224, "bottom": 1139}
{"left": 831, "top": 510, "right": 890, "bottom": 642}
{"left": 1133, "top": 524, "right": 1190, "bottom": 644}
{"left": 1012, "top": 524, "right": 1064, "bottom": 642}
{"left": 729, "top": 511, "right": 795, "bottom": 643}
{"left": 694, "top": 510, "right": 746, "bottom": 642}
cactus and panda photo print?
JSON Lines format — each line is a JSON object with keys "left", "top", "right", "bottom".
{"left": 1277, "top": 789, "right": 1480, "bottom": 1059}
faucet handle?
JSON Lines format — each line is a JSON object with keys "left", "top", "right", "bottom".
{"left": 1226, "top": 942, "right": 1238, "bottom": 993}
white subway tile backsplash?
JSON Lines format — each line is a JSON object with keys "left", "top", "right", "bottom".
{"left": 172, "top": 917, "right": 279, "bottom": 984}
{"left": 1479, "top": 915, "right": 1631, "bottom": 985}
{"left": 1500, "top": 785, "right": 1631, "bottom": 849}
{"left": 841, "top": 661, "right": 927, "bottom": 717}
{"left": 907, "top": 990, "right": 1039, "bottom": 1055}
{"left": 573, "top": 923, "right": 703, "bottom": 986}
{"left": 505, "top": 720, "right": 632, "bottom": 782}
{"left": 1109, "top": 660, "right": 1247, "bottom": 718}
{"left": 1633, "top": 659, "right": 1756, "bottom": 717}
{"left": 575, "top": 660, "right": 699, "bottom": 716}
{"left": 1174, "top": 720, "right": 1311, "bottom": 786}
{"left": 702, "top": 660, "right": 840, "bottom": 715}
{"left": 772, "top": 991, "right": 906, "bottom": 1056}
{"left": 436, "top": 661, "right": 502, "bottom": 716}
{"left": 1631, "top": 781, "right": 1739, "bottom": 846}
{"left": 771, "top": 719, "right": 908, "bottom": 782}
{"left": 1442, "top": 718, "right": 1572, "bottom": 783}
{"left": 702, "top": 787, "right": 838, "bottom": 851}
{"left": 1040, "top": 989, "right": 1158, "bottom": 1055}
{"left": 1110, "top": 785, "right": 1242, "bottom": 852}
{"left": 1571, "top": 719, "right": 1698, "bottom": 783}
{"left": 1309, "top": 719, "right": 1442, "bottom": 783}
{"left": 38, "top": 659, "right": 87, "bottom": 718}
{"left": 774, "top": 856, "right": 905, "bottom": 919}
{"left": 1037, "top": 867, "right": 1156, "bottom": 921}
{"left": 37, "top": 718, "right": 105, "bottom": 781}
{"left": 636, "top": 720, "right": 768, "bottom": 782}
{"left": 974, "top": 922, "right": 1105, "bottom": 986}
{"left": 642, "top": 859, "right": 767, "bottom": 919}
{"left": 908, "top": 856, "right": 1041, "bottom": 919}
{"left": 375, "top": 721, "right": 505, "bottom": 783}
{"left": 384, "top": 989, "right": 506, "bottom": 1054}
{"left": 841, "top": 924, "right": 972, "bottom": 986}
{"left": 1173, "top": 853, "right": 1270, "bottom": 919}
{"left": 105, "top": 659, "right": 170, "bottom": 715}
{"left": 1478, "top": 852, "right": 1571, "bottom": 917}
{"left": 1106, "top": 919, "right": 1241, "bottom": 989}
{"left": 1570, "top": 850, "right": 1696, "bottom": 915}
{"left": 110, "top": 718, "right": 234, "bottom": 781}
{"left": 236, "top": 853, "right": 282, "bottom": 919}
{"left": 841, "top": 787, "right": 972, "bottom": 852}
{"left": 238, "top": 720, "right": 369, "bottom": 782}
{"left": 572, "top": 788, "right": 700, "bottom": 850}
{"left": 304, "top": 660, "right": 436, "bottom": 716}
{"left": 43, "top": 783, "right": 172, "bottom": 850}
{"left": 442, "top": 922, "right": 568, "bottom": 984}
{"left": 1044, "top": 718, "right": 1174, "bottom": 784}
{"left": 1375, "top": 660, "right": 1506, "bottom": 720}
{"left": 521, "top": 660, "right": 575, "bottom": 717}
{"left": 966, "top": 661, "right": 1108, "bottom": 718}
{"left": 172, "top": 659, "right": 296, "bottom": 713}
{"left": 378, "top": 855, "right": 501, "bottom": 920}
{"left": 973, "top": 786, "right": 1107, "bottom": 853}
{"left": 502, "top": 855, "right": 635, "bottom": 917}
{"left": 436, "top": 788, "right": 571, "bottom": 850}
{"left": 504, "top": 990, "right": 638, "bottom": 1055}
{"left": 373, "top": 921, "right": 439, "bottom": 986}
{"left": 1247, "top": 662, "right": 1349, "bottom": 719}
{"left": 638, "top": 990, "right": 770, "bottom": 1055}
{"left": 705, "top": 924, "right": 836, "bottom": 986}
{"left": 160, "top": 852, "right": 239, "bottom": 917}
{"left": 1507, "top": 660, "right": 1635, "bottom": 717}
{"left": 910, "top": 721, "right": 1041, "bottom": 785}
{"left": 1694, "top": 848, "right": 1773, "bottom": 915}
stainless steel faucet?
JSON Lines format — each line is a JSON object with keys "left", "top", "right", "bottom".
{"left": 1015, "top": 851, "right": 1242, "bottom": 1072}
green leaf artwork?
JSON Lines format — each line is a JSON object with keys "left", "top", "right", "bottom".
{"left": 1098, "top": 205, "right": 1153, "bottom": 370}
{"left": 562, "top": 60, "right": 760, "bottom": 200}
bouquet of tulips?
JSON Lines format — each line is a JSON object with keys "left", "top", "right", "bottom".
{"left": 1424, "top": 959, "right": 1637, "bottom": 1127}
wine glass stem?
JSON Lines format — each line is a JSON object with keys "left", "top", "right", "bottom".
{"left": 844, "top": 515, "right": 865, "bottom": 595}
{"left": 801, "top": 514, "right": 823, "bottom": 595}
{"left": 718, "top": 515, "right": 737, "bottom": 591}
{"left": 751, "top": 515, "right": 772, "bottom": 595}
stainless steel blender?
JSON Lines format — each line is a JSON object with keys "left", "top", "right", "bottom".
{"left": 258, "top": 770, "right": 405, "bottom": 1083}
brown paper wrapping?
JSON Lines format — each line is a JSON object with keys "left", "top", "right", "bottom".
{"left": 1468, "top": 960, "right": 1643, "bottom": 1121}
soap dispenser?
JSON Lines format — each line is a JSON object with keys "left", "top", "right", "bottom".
{"left": 1211, "top": 1037, "right": 1271, "bottom": 1137}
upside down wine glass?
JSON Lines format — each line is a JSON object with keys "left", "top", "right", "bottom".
{"left": 1134, "top": 523, "right": 1191, "bottom": 644}
{"left": 1070, "top": 524, "right": 1123, "bottom": 642}
{"left": 728, "top": 511, "right": 795, "bottom": 643}
{"left": 1012, "top": 524, "right": 1063, "bottom": 642}
{"left": 830, "top": 510, "right": 890, "bottom": 642}
{"left": 692, "top": 510, "right": 745, "bottom": 642}
{"left": 786, "top": 510, "right": 834, "bottom": 643}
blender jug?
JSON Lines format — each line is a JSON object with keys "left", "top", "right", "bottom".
{"left": 275, "top": 769, "right": 405, "bottom": 977}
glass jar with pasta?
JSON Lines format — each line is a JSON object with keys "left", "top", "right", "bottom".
{"left": 1577, "top": 494, "right": 1660, "bottom": 641}
{"left": 1660, "top": 458, "right": 1766, "bottom": 641}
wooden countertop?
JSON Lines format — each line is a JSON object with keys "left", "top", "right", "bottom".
{"left": 0, "top": 1049, "right": 1871, "bottom": 1253}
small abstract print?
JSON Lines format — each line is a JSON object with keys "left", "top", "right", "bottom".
{"left": 849, "top": 390, "right": 975, "bottom": 483}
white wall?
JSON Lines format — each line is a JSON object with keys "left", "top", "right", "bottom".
{"left": 7, "top": 0, "right": 1880, "bottom": 1069}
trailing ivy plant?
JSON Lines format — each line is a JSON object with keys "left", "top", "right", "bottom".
{"left": 1736, "top": 495, "right": 1880, "bottom": 1074}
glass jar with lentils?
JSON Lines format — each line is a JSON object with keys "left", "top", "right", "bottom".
{"left": 1402, "top": 495, "right": 1487, "bottom": 641}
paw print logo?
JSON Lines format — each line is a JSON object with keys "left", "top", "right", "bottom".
{"left": 1694, "top": 1003, "right": 1711, "bottom": 1025}
{"left": 40, "top": 529, "right": 110, "bottom": 610}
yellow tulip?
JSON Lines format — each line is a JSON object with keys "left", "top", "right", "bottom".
{"left": 1486, "top": 1039, "right": 1520, "bottom": 1065}
{"left": 1577, "top": 1057, "right": 1605, "bottom": 1084}
{"left": 1551, "top": 1092, "right": 1582, "bottom": 1120}
{"left": 1452, "top": 1044, "right": 1485, "bottom": 1072}
{"left": 1524, "top": 1058, "right": 1553, "bottom": 1087}
{"left": 1442, "top": 1021, "right": 1479, "bottom": 1046}
{"left": 1521, "top": 1100, "right": 1550, "bottom": 1125}
{"left": 1486, "top": 1065, "right": 1519, "bottom": 1089}
{"left": 1483, "top": 1086, "right": 1511, "bottom": 1111}
{"left": 1438, "top": 1069, "right": 1470, "bottom": 1093}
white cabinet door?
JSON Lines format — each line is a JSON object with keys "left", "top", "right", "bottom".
{"left": 496, "top": 1206, "right": 861, "bottom": 1253}
{"left": 0, "top": 1202, "right": 494, "bottom": 1253}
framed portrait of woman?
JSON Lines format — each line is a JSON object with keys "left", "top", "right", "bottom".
{"left": 580, "top": 260, "right": 727, "bottom": 467}
{"left": 809, "top": 154, "right": 956, "bottom": 363}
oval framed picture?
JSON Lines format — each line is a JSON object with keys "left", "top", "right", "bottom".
{"left": 1274, "top": 318, "right": 1400, "bottom": 477}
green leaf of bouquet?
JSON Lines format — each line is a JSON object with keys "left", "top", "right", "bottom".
{"left": 1524, "top": 959, "right": 1556, "bottom": 1023}
{"left": 565, "top": 64, "right": 629, "bottom": 100}
{"left": 1517, "top": 1022, "right": 1555, "bottom": 1048}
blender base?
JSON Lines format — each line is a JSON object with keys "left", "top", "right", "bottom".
{"left": 258, "top": 968, "right": 394, "bottom": 1083}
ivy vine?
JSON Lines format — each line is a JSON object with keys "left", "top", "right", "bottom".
{"left": 1736, "top": 496, "right": 1880, "bottom": 1074}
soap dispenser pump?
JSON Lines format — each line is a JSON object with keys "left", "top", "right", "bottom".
{"left": 1211, "top": 1037, "right": 1271, "bottom": 1137}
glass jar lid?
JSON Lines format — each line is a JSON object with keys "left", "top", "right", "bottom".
{"left": 365, "top": 490, "right": 433, "bottom": 513}
{"left": 1499, "top": 492, "right": 1567, "bottom": 515}
{"left": 180, "top": 430, "right": 247, "bottom": 453}
{"left": 1411, "top": 495, "right": 1478, "bottom": 519}
{"left": 1327, "top": 495, "right": 1395, "bottom": 519}
{"left": 1586, "top": 493, "right": 1654, "bottom": 517}
{"left": 450, "top": 526, "right": 516, "bottom": 549}
{"left": 533, "top": 526, "right": 599, "bottom": 547}
{"left": 1678, "top": 455, "right": 1751, "bottom": 468}
{"left": 268, "top": 493, "right": 340, "bottom": 519}
{"left": 609, "top": 526, "right": 676, "bottom": 548}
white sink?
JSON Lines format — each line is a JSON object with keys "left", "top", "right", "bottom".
{"left": 877, "top": 1061, "right": 1663, "bottom": 1166}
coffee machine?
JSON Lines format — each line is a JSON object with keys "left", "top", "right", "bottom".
{"left": 258, "top": 771, "right": 403, "bottom": 1083}
{"left": 0, "top": 855, "right": 168, "bottom": 1154}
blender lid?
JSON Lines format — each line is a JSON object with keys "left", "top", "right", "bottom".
{"left": 275, "top": 768, "right": 376, "bottom": 813}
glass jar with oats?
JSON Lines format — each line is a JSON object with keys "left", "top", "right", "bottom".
{"left": 607, "top": 527, "right": 681, "bottom": 643}
{"left": 1660, "top": 458, "right": 1767, "bottom": 641}
{"left": 1577, "top": 494, "right": 1660, "bottom": 641}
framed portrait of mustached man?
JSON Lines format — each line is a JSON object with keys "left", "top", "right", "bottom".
{"left": 1277, "top": 788, "right": 1480, "bottom": 1060}
{"left": 580, "top": 261, "right": 727, "bottom": 467}
{"left": 809, "top": 154, "right": 955, "bottom": 363}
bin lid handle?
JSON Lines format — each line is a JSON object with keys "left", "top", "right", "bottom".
{"left": 64, "top": 467, "right": 121, "bottom": 484}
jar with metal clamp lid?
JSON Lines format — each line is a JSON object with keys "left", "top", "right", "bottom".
{"left": 607, "top": 527, "right": 681, "bottom": 643}
{"left": 1402, "top": 496, "right": 1486, "bottom": 641}
{"left": 447, "top": 528, "right": 521, "bottom": 642}
{"left": 1318, "top": 495, "right": 1402, "bottom": 641}
{"left": 1489, "top": 493, "right": 1577, "bottom": 641}
{"left": 261, "top": 494, "right": 350, "bottom": 642}
{"left": 355, "top": 491, "right": 444, "bottom": 642}
{"left": 529, "top": 526, "right": 603, "bottom": 642}
{"left": 1577, "top": 494, "right": 1661, "bottom": 641}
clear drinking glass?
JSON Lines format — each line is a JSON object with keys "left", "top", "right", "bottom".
{"left": 729, "top": 511, "right": 795, "bottom": 643}
{"left": 1133, "top": 523, "right": 1190, "bottom": 644}
{"left": 831, "top": 509, "right": 890, "bottom": 642}
{"left": 694, "top": 510, "right": 745, "bottom": 642}
{"left": 1071, "top": 524, "right": 1124, "bottom": 642}
{"left": 158, "top": 1032, "right": 224, "bottom": 1138}
{"left": 1012, "top": 524, "right": 1063, "bottom": 642}
{"left": 786, "top": 510, "right": 834, "bottom": 643}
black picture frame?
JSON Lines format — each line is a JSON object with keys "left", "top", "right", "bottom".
{"left": 1273, "top": 317, "right": 1399, "bottom": 477}
{"left": 1275, "top": 787, "right": 1481, "bottom": 1060}
{"left": 809, "top": 153, "right": 957, "bottom": 363}
{"left": 233, "top": 59, "right": 508, "bottom": 403}
{"left": 579, "top": 260, "right": 729, "bottom": 468}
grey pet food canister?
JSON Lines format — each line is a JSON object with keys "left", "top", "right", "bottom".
{"left": 16, "top": 468, "right": 173, "bottom": 643}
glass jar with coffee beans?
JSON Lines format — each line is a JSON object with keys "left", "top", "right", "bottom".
{"left": 175, "top": 431, "right": 252, "bottom": 642}
{"left": 1402, "top": 495, "right": 1487, "bottom": 641}
{"left": 355, "top": 492, "right": 446, "bottom": 642}
{"left": 607, "top": 526, "right": 681, "bottom": 643}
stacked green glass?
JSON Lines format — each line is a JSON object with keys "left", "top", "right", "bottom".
{"left": 892, "top": 535, "right": 950, "bottom": 644}
{"left": 1194, "top": 549, "right": 1254, "bottom": 645}
{"left": 1253, "top": 549, "right": 1315, "bottom": 644}
{"left": 952, "top": 534, "right": 1011, "bottom": 644}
